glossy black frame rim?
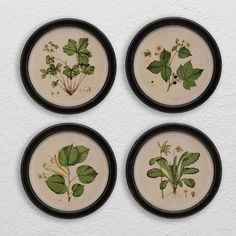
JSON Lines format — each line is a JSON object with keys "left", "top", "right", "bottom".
{"left": 20, "top": 19, "right": 116, "bottom": 114}
{"left": 21, "top": 123, "right": 117, "bottom": 218}
{"left": 126, "top": 123, "right": 222, "bottom": 218}
{"left": 126, "top": 17, "right": 222, "bottom": 113}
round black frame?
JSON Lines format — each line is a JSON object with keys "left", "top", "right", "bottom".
{"left": 20, "top": 19, "right": 116, "bottom": 114}
{"left": 126, "top": 17, "right": 222, "bottom": 113}
{"left": 21, "top": 123, "right": 117, "bottom": 218}
{"left": 126, "top": 123, "right": 222, "bottom": 218}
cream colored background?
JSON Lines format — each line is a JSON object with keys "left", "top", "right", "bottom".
{"left": 29, "top": 131, "right": 109, "bottom": 212}
{"left": 28, "top": 26, "right": 108, "bottom": 107}
{"left": 134, "top": 25, "right": 214, "bottom": 105}
{"left": 134, "top": 131, "right": 214, "bottom": 212}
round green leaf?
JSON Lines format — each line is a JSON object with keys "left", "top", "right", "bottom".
{"left": 72, "top": 183, "right": 84, "bottom": 197}
{"left": 59, "top": 144, "right": 79, "bottom": 166}
{"left": 46, "top": 175, "right": 67, "bottom": 194}
{"left": 77, "top": 165, "right": 98, "bottom": 184}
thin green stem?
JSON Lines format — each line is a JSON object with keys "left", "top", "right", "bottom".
{"left": 66, "top": 167, "right": 71, "bottom": 202}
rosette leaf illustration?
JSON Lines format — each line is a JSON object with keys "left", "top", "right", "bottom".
{"left": 38, "top": 144, "right": 98, "bottom": 202}
{"left": 40, "top": 38, "right": 95, "bottom": 96}
{"left": 147, "top": 141, "right": 200, "bottom": 199}
{"left": 146, "top": 39, "right": 204, "bottom": 92}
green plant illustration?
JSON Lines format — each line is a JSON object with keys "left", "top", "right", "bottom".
{"left": 147, "top": 141, "right": 200, "bottom": 199}
{"left": 40, "top": 38, "right": 95, "bottom": 96}
{"left": 146, "top": 39, "right": 204, "bottom": 92}
{"left": 38, "top": 144, "right": 98, "bottom": 202}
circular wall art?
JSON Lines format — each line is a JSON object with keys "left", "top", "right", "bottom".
{"left": 126, "top": 124, "right": 221, "bottom": 218}
{"left": 126, "top": 17, "right": 222, "bottom": 112}
{"left": 21, "top": 19, "right": 116, "bottom": 114}
{"left": 21, "top": 123, "right": 117, "bottom": 218}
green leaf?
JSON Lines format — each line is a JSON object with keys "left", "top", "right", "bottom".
{"left": 147, "top": 168, "right": 164, "bottom": 178}
{"left": 183, "top": 80, "right": 196, "bottom": 90}
{"left": 78, "top": 38, "right": 89, "bottom": 50}
{"left": 51, "top": 80, "right": 59, "bottom": 88}
{"left": 63, "top": 39, "right": 78, "bottom": 56}
{"left": 77, "top": 38, "right": 92, "bottom": 65}
{"left": 63, "top": 38, "right": 92, "bottom": 65}
{"left": 156, "top": 158, "right": 170, "bottom": 173}
{"left": 72, "top": 64, "right": 80, "bottom": 74}
{"left": 40, "top": 69, "right": 47, "bottom": 79}
{"left": 46, "top": 55, "right": 55, "bottom": 64}
{"left": 178, "top": 181, "right": 183, "bottom": 187}
{"left": 63, "top": 65, "right": 80, "bottom": 79}
{"left": 171, "top": 164, "right": 177, "bottom": 182}
{"left": 178, "top": 47, "right": 192, "bottom": 58}
{"left": 161, "top": 64, "right": 172, "bottom": 82}
{"left": 77, "top": 165, "right": 98, "bottom": 184}
{"left": 81, "top": 65, "right": 95, "bottom": 75}
{"left": 160, "top": 180, "right": 169, "bottom": 190}
{"left": 181, "top": 167, "right": 199, "bottom": 175}
{"left": 149, "top": 157, "right": 160, "bottom": 166}
{"left": 182, "top": 178, "right": 195, "bottom": 188}
{"left": 56, "top": 63, "right": 62, "bottom": 71}
{"left": 160, "top": 49, "right": 171, "bottom": 64}
{"left": 72, "top": 183, "right": 84, "bottom": 197}
{"left": 177, "top": 61, "right": 203, "bottom": 89}
{"left": 58, "top": 144, "right": 79, "bottom": 166}
{"left": 46, "top": 175, "right": 67, "bottom": 194}
{"left": 147, "top": 60, "right": 162, "bottom": 74}
{"left": 77, "top": 145, "right": 89, "bottom": 163}
{"left": 181, "top": 153, "right": 200, "bottom": 169}
{"left": 172, "top": 45, "right": 177, "bottom": 51}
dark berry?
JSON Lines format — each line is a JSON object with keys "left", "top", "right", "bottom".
{"left": 173, "top": 81, "right": 177, "bottom": 85}
{"left": 151, "top": 81, "right": 154, "bottom": 84}
{"left": 174, "top": 75, "right": 177, "bottom": 79}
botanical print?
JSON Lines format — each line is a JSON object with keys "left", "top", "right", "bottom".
{"left": 40, "top": 38, "right": 95, "bottom": 96}
{"left": 145, "top": 39, "right": 204, "bottom": 92}
{"left": 146, "top": 141, "right": 200, "bottom": 199}
{"left": 38, "top": 144, "right": 98, "bottom": 202}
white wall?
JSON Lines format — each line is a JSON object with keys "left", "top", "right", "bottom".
{"left": 0, "top": 0, "right": 235, "bottom": 235}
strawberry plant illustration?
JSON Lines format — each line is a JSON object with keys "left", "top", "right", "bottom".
{"left": 40, "top": 38, "right": 95, "bottom": 96}
{"left": 145, "top": 39, "right": 204, "bottom": 92}
{"left": 38, "top": 144, "right": 98, "bottom": 202}
{"left": 146, "top": 141, "right": 200, "bottom": 199}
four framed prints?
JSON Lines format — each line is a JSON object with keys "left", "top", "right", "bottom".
{"left": 20, "top": 17, "right": 222, "bottom": 218}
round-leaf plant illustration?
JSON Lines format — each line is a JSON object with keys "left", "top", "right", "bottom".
{"left": 40, "top": 38, "right": 95, "bottom": 96}
{"left": 38, "top": 144, "right": 98, "bottom": 202}
{"left": 147, "top": 141, "right": 200, "bottom": 199}
{"left": 145, "top": 39, "right": 204, "bottom": 92}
